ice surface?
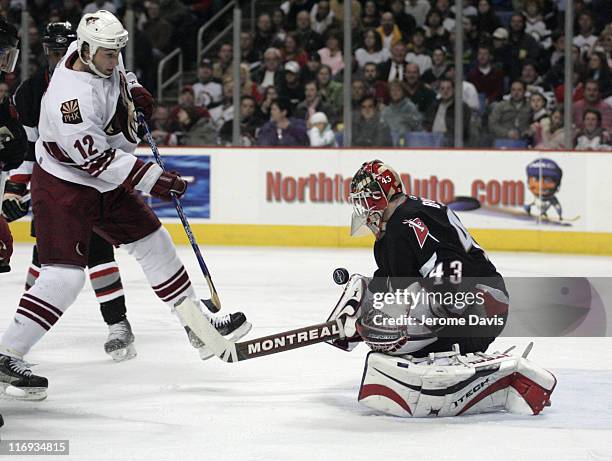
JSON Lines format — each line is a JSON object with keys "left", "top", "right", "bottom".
{"left": 1, "top": 245, "right": 611, "bottom": 461}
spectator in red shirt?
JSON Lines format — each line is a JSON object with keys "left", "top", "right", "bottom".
{"left": 573, "top": 80, "right": 612, "bottom": 131}
{"left": 468, "top": 45, "right": 504, "bottom": 103}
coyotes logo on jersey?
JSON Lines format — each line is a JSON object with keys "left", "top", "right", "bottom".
{"left": 403, "top": 217, "right": 439, "bottom": 249}
{"left": 103, "top": 72, "right": 138, "bottom": 144}
{"left": 61, "top": 99, "right": 83, "bottom": 124}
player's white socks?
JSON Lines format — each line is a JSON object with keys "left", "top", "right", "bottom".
{"left": 1, "top": 265, "right": 86, "bottom": 358}
{"left": 123, "top": 227, "right": 201, "bottom": 320}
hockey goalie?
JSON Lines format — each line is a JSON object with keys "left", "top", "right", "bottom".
{"left": 327, "top": 160, "right": 556, "bottom": 418}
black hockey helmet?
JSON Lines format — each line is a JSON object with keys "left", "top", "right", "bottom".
{"left": 0, "top": 18, "right": 19, "bottom": 73}
{"left": 42, "top": 22, "right": 77, "bottom": 53}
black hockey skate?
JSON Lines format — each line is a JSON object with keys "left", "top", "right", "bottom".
{"left": 104, "top": 319, "right": 137, "bottom": 362}
{"left": 0, "top": 354, "right": 48, "bottom": 401}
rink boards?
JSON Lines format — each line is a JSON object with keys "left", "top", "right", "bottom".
{"left": 9, "top": 147, "right": 612, "bottom": 254}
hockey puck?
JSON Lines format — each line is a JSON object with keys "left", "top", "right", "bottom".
{"left": 333, "top": 267, "right": 350, "bottom": 285}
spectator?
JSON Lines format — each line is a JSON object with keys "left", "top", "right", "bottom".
{"left": 421, "top": 47, "right": 447, "bottom": 89}
{"left": 468, "top": 46, "right": 504, "bottom": 103}
{"left": 317, "top": 30, "right": 344, "bottom": 76}
{"left": 192, "top": 59, "right": 222, "bottom": 108}
{"left": 308, "top": 112, "right": 337, "bottom": 147}
{"left": 219, "top": 95, "right": 261, "bottom": 146}
{"left": 377, "top": 11, "right": 404, "bottom": 52}
{"left": 257, "top": 98, "right": 310, "bottom": 146}
{"left": 208, "top": 76, "right": 235, "bottom": 132}
{"left": 406, "top": 27, "right": 433, "bottom": 74}
{"left": 295, "top": 10, "right": 325, "bottom": 55}
{"left": 523, "top": 0, "right": 551, "bottom": 49}
{"left": 462, "top": 16, "right": 482, "bottom": 61}
{"left": 521, "top": 60, "right": 553, "bottom": 101}
{"left": 213, "top": 43, "right": 233, "bottom": 81}
{"left": 352, "top": 95, "right": 393, "bottom": 147}
{"left": 475, "top": 0, "right": 501, "bottom": 35}
{"left": 150, "top": 105, "right": 182, "bottom": 146}
{"left": 329, "top": 0, "right": 362, "bottom": 29}
{"left": 405, "top": 0, "right": 431, "bottom": 27}
{"left": 362, "top": 1, "right": 380, "bottom": 29}
{"left": 295, "top": 80, "right": 334, "bottom": 121}
{"left": 444, "top": 64, "right": 480, "bottom": 112}
{"left": 254, "top": 13, "right": 279, "bottom": 51}
{"left": 491, "top": 27, "right": 513, "bottom": 77}
{"left": 536, "top": 108, "right": 566, "bottom": 149}
{"left": 301, "top": 51, "right": 322, "bottom": 82}
{"left": 60, "top": 0, "right": 83, "bottom": 35}
{"left": 390, "top": 0, "right": 416, "bottom": 39}
{"left": 424, "top": 9, "right": 450, "bottom": 51}
{"left": 283, "top": 32, "right": 309, "bottom": 67}
{"left": 573, "top": 80, "right": 612, "bottom": 131}
{"left": 272, "top": 8, "right": 288, "bottom": 43}
{"left": 586, "top": 50, "right": 612, "bottom": 97}
{"left": 351, "top": 79, "right": 368, "bottom": 109}
{"left": 256, "top": 86, "right": 279, "bottom": 124}
{"left": 378, "top": 41, "right": 408, "bottom": 82}
{"left": 574, "top": 12, "right": 598, "bottom": 56}
{"left": 282, "top": 0, "right": 310, "bottom": 30}
{"left": 310, "top": 1, "right": 337, "bottom": 35}
{"left": 575, "top": 109, "right": 612, "bottom": 150}
{"left": 507, "top": 13, "right": 541, "bottom": 80}
{"left": 381, "top": 80, "right": 422, "bottom": 142}
{"left": 404, "top": 62, "right": 437, "bottom": 115}
{"left": 363, "top": 62, "right": 390, "bottom": 104}
{"left": 355, "top": 28, "right": 390, "bottom": 69}
{"left": 240, "top": 63, "right": 263, "bottom": 104}
{"left": 546, "top": 31, "right": 565, "bottom": 70}
{"left": 424, "top": 78, "right": 472, "bottom": 146}
{"left": 240, "top": 32, "right": 260, "bottom": 64}
{"left": 488, "top": 80, "right": 532, "bottom": 140}
{"left": 172, "top": 86, "right": 209, "bottom": 120}
{"left": 142, "top": 1, "right": 173, "bottom": 60}
{"left": 278, "top": 61, "right": 305, "bottom": 110}
{"left": 254, "top": 47, "right": 284, "bottom": 92}
{"left": 316, "top": 64, "right": 343, "bottom": 116}
{"left": 176, "top": 107, "right": 216, "bottom": 146}
{"left": 83, "top": 0, "right": 115, "bottom": 15}
{"left": 525, "top": 92, "right": 551, "bottom": 146}
{"left": 434, "top": 0, "right": 456, "bottom": 31}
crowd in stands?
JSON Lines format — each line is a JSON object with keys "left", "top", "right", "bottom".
{"left": 2, "top": 0, "right": 612, "bottom": 150}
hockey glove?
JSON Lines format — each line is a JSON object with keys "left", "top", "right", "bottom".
{"left": 2, "top": 180, "right": 30, "bottom": 222}
{"left": 150, "top": 171, "right": 187, "bottom": 201}
{"left": 0, "top": 216, "right": 13, "bottom": 272}
{"left": 0, "top": 119, "right": 27, "bottom": 171}
{"left": 126, "top": 72, "right": 154, "bottom": 122}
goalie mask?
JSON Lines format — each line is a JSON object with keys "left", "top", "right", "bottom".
{"left": 349, "top": 160, "right": 404, "bottom": 238}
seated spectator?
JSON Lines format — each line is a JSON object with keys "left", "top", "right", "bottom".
{"left": 404, "top": 62, "right": 436, "bottom": 115}
{"left": 308, "top": 112, "right": 337, "bottom": 147}
{"left": 507, "top": 13, "right": 541, "bottom": 81}
{"left": 172, "top": 85, "right": 209, "bottom": 122}
{"left": 381, "top": 80, "right": 422, "bottom": 142}
{"left": 256, "top": 86, "right": 279, "bottom": 124}
{"left": 362, "top": 1, "right": 381, "bottom": 29}
{"left": 330, "top": 0, "right": 362, "bottom": 29}
{"left": 150, "top": 105, "right": 181, "bottom": 146}
{"left": 240, "top": 31, "right": 260, "bottom": 64}
{"left": 272, "top": 8, "right": 288, "bottom": 43}
{"left": 586, "top": 50, "right": 612, "bottom": 97}
{"left": 283, "top": 32, "right": 309, "bottom": 67}
{"left": 192, "top": 59, "right": 222, "bottom": 108}
{"left": 310, "top": 1, "right": 337, "bottom": 35}
{"left": 575, "top": 109, "right": 612, "bottom": 150}
{"left": 257, "top": 98, "right": 310, "bottom": 146}
{"left": 142, "top": 1, "right": 173, "bottom": 60}
{"left": 219, "top": 95, "right": 261, "bottom": 146}
{"left": 573, "top": 80, "right": 612, "bottom": 131}
{"left": 492, "top": 27, "right": 513, "bottom": 77}
{"left": 390, "top": 0, "right": 416, "bottom": 39}
{"left": 352, "top": 95, "right": 393, "bottom": 147}
{"left": 523, "top": 0, "right": 551, "bottom": 49}
{"left": 363, "top": 62, "right": 390, "bottom": 104}
{"left": 475, "top": 0, "right": 501, "bottom": 35}
{"left": 254, "top": 13, "right": 280, "bottom": 51}
{"left": 317, "top": 30, "right": 344, "bottom": 76}
{"left": 278, "top": 61, "right": 305, "bottom": 110}
{"left": 433, "top": 0, "right": 456, "bottom": 31}
{"left": 377, "top": 11, "right": 404, "bottom": 52}
{"left": 240, "top": 63, "right": 263, "bottom": 103}
{"left": 424, "top": 10, "right": 450, "bottom": 51}
{"left": 208, "top": 76, "right": 235, "bottom": 132}
{"left": 444, "top": 64, "right": 480, "bottom": 112}
{"left": 462, "top": 16, "right": 482, "bottom": 63}
{"left": 421, "top": 47, "right": 447, "bottom": 89}
{"left": 547, "top": 31, "right": 565, "bottom": 70}
{"left": 405, "top": 27, "right": 433, "bottom": 74}
{"left": 176, "top": 107, "right": 216, "bottom": 146}
{"left": 301, "top": 51, "right": 322, "bottom": 83}
{"left": 521, "top": 60, "right": 553, "bottom": 101}
{"left": 213, "top": 43, "right": 233, "bottom": 81}
{"left": 355, "top": 28, "right": 390, "bottom": 69}
{"left": 295, "top": 10, "right": 324, "bottom": 55}
{"left": 573, "top": 12, "right": 598, "bottom": 57}
{"left": 536, "top": 108, "right": 566, "bottom": 149}
{"left": 525, "top": 92, "right": 551, "bottom": 146}
{"left": 488, "top": 80, "right": 532, "bottom": 140}
{"left": 351, "top": 79, "right": 368, "bottom": 109}
{"left": 405, "top": 0, "right": 431, "bottom": 27}
{"left": 295, "top": 80, "right": 334, "bottom": 122}
{"left": 254, "top": 47, "right": 284, "bottom": 92}
{"left": 317, "top": 64, "right": 343, "bottom": 117}
{"left": 468, "top": 46, "right": 504, "bottom": 103}
{"left": 423, "top": 78, "right": 471, "bottom": 146}
{"left": 378, "top": 41, "right": 408, "bottom": 82}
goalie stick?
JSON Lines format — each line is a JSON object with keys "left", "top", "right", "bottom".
{"left": 175, "top": 298, "right": 345, "bottom": 362}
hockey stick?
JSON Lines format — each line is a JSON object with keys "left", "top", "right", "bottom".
{"left": 137, "top": 113, "right": 221, "bottom": 312}
{"left": 175, "top": 298, "right": 345, "bottom": 362}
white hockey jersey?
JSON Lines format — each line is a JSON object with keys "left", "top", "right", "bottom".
{"left": 36, "top": 42, "right": 159, "bottom": 193}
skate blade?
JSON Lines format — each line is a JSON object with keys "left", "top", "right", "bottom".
{"left": 198, "top": 321, "right": 252, "bottom": 361}
{"left": 0, "top": 384, "right": 47, "bottom": 401}
{"left": 106, "top": 343, "right": 137, "bottom": 362}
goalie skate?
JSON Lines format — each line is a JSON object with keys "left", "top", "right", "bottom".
{"left": 0, "top": 354, "right": 48, "bottom": 401}
{"left": 104, "top": 319, "right": 137, "bottom": 362}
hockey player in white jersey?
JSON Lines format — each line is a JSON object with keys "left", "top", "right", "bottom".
{"left": 0, "top": 10, "right": 251, "bottom": 401}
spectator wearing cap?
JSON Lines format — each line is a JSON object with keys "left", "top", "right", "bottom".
{"left": 390, "top": 0, "right": 417, "bottom": 40}
{"left": 317, "top": 30, "right": 344, "bottom": 76}
{"left": 405, "top": 0, "right": 431, "bottom": 27}
{"left": 572, "top": 80, "right": 612, "bottom": 131}
{"left": 176, "top": 107, "right": 216, "bottom": 146}
{"left": 317, "top": 64, "right": 343, "bottom": 116}
{"left": 574, "top": 12, "right": 598, "bottom": 56}
{"left": 355, "top": 28, "right": 390, "bottom": 69}
{"left": 404, "top": 62, "right": 436, "bottom": 115}
{"left": 363, "top": 63, "right": 390, "bottom": 105}
{"left": 213, "top": 43, "right": 233, "bottom": 81}
{"left": 142, "top": 1, "right": 173, "bottom": 60}
{"left": 208, "top": 76, "right": 235, "bottom": 132}
{"left": 421, "top": 47, "right": 447, "bottom": 89}
{"left": 257, "top": 98, "right": 310, "bottom": 146}
{"left": 295, "top": 81, "right": 334, "bottom": 122}
{"left": 240, "top": 31, "right": 260, "bottom": 64}
{"left": 475, "top": 0, "right": 501, "bottom": 35}
{"left": 308, "top": 112, "right": 337, "bottom": 147}
{"left": 406, "top": 28, "right": 432, "bottom": 74}
{"left": 278, "top": 61, "right": 305, "bottom": 110}
{"left": 295, "top": 10, "right": 325, "bottom": 55}
{"left": 381, "top": 81, "right": 422, "bottom": 142}
{"left": 575, "top": 109, "right": 612, "bottom": 150}
{"left": 193, "top": 59, "right": 222, "bottom": 108}
{"left": 378, "top": 41, "right": 408, "bottom": 82}
{"left": 283, "top": 32, "right": 309, "bottom": 67}
{"left": 219, "top": 95, "right": 261, "bottom": 146}
{"left": 310, "top": 1, "right": 337, "bottom": 35}
{"left": 468, "top": 46, "right": 504, "bottom": 103}
{"left": 377, "top": 11, "right": 404, "bottom": 52}
{"left": 424, "top": 10, "right": 450, "bottom": 51}
{"left": 492, "top": 27, "right": 513, "bottom": 78}
{"left": 254, "top": 47, "right": 284, "bottom": 92}
{"left": 488, "top": 80, "right": 531, "bottom": 140}
{"left": 444, "top": 64, "right": 480, "bottom": 112}
{"left": 352, "top": 95, "right": 393, "bottom": 147}
{"left": 424, "top": 78, "right": 472, "bottom": 146}
{"left": 507, "top": 13, "right": 541, "bottom": 81}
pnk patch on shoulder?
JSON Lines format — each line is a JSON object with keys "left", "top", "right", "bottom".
{"left": 61, "top": 99, "right": 83, "bottom": 124}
